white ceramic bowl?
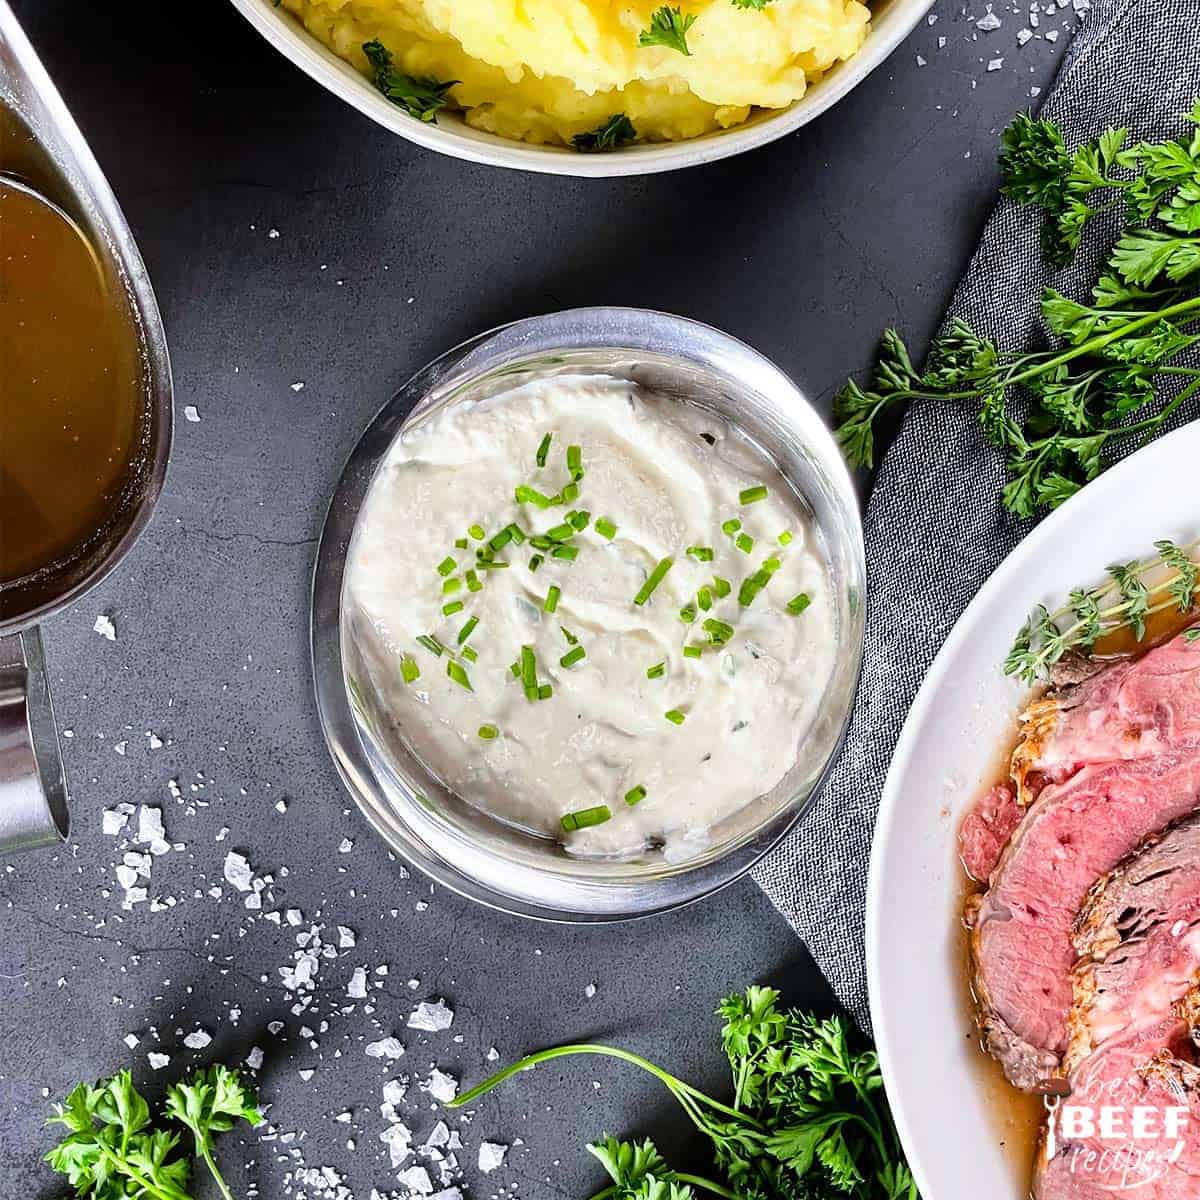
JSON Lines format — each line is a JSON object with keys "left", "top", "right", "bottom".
{"left": 866, "top": 422, "right": 1200, "bottom": 1198}
{"left": 228, "top": 0, "right": 934, "bottom": 176}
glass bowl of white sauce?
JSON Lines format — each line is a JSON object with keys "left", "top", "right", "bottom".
{"left": 312, "top": 308, "right": 865, "bottom": 920}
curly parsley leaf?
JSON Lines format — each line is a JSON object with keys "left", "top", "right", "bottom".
{"left": 638, "top": 6, "right": 697, "bottom": 55}
{"left": 362, "top": 39, "right": 457, "bottom": 123}
{"left": 572, "top": 114, "right": 638, "bottom": 153}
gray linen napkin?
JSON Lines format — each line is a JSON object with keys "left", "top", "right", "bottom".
{"left": 753, "top": 0, "right": 1200, "bottom": 1033}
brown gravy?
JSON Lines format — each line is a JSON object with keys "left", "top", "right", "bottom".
{"left": 0, "top": 106, "right": 146, "bottom": 587}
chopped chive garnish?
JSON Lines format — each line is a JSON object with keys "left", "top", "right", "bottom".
{"left": 560, "top": 626, "right": 578, "bottom": 645}
{"left": 551, "top": 544, "right": 578, "bottom": 561}
{"left": 546, "top": 522, "right": 574, "bottom": 542}
{"left": 417, "top": 634, "right": 445, "bottom": 657}
{"left": 478, "top": 723, "right": 499, "bottom": 740}
{"left": 787, "top": 593, "right": 812, "bottom": 615}
{"left": 457, "top": 616, "right": 479, "bottom": 644}
{"left": 401, "top": 656, "right": 420, "bottom": 684}
{"left": 687, "top": 546, "right": 714, "bottom": 562}
{"left": 595, "top": 517, "right": 617, "bottom": 540}
{"left": 478, "top": 559, "right": 509, "bottom": 570}
{"left": 561, "top": 804, "right": 611, "bottom": 832}
{"left": 683, "top": 645, "right": 703, "bottom": 659}
{"left": 738, "top": 565, "right": 773, "bottom": 607}
{"left": 465, "top": 569, "right": 482, "bottom": 593}
{"left": 536, "top": 432, "right": 552, "bottom": 468}
{"left": 560, "top": 645, "right": 586, "bottom": 669}
{"left": 442, "top": 577, "right": 462, "bottom": 595}
{"left": 713, "top": 576, "right": 731, "bottom": 599}
{"left": 468, "top": 523, "right": 486, "bottom": 541}
{"left": 529, "top": 554, "right": 544, "bottom": 572}
{"left": 538, "top": 683, "right": 553, "bottom": 700}
{"left": 634, "top": 557, "right": 674, "bottom": 606}
{"left": 679, "top": 603, "right": 697, "bottom": 624}
{"left": 530, "top": 535, "right": 554, "bottom": 550}
{"left": 446, "top": 659, "right": 473, "bottom": 690}
{"left": 665, "top": 708, "right": 686, "bottom": 725}
{"left": 624, "top": 785, "right": 647, "bottom": 807}
{"left": 697, "top": 586, "right": 713, "bottom": 611}
{"left": 568, "top": 510, "right": 590, "bottom": 532}
{"left": 515, "top": 484, "right": 556, "bottom": 508}
{"left": 647, "top": 661, "right": 666, "bottom": 679}
{"left": 454, "top": 537, "right": 468, "bottom": 549}
{"left": 461, "top": 645, "right": 478, "bottom": 663}
{"left": 520, "top": 645, "right": 537, "bottom": 698}
{"left": 764, "top": 556, "right": 781, "bottom": 574}
{"left": 567, "top": 445, "right": 583, "bottom": 480}
{"left": 778, "top": 530, "right": 793, "bottom": 546}
{"left": 506, "top": 522, "right": 526, "bottom": 545}
{"left": 721, "top": 518, "right": 741, "bottom": 536}
{"left": 488, "top": 527, "right": 513, "bottom": 551}
{"left": 544, "top": 585, "right": 561, "bottom": 613}
{"left": 560, "top": 481, "right": 580, "bottom": 504}
{"left": 703, "top": 617, "right": 735, "bottom": 645}
{"left": 735, "top": 532, "right": 754, "bottom": 554}
{"left": 740, "top": 484, "right": 768, "bottom": 505}
{"left": 436, "top": 556, "right": 456, "bottom": 577}
{"left": 509, "top": 660, "right": 520, "bottom": 677}
{"left": 442, "top": 600, "right": 465, "bottom": 616}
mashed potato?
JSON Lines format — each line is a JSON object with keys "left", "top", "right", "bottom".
{"left": 284, "top": 0, "right": 871, "bottom": 146}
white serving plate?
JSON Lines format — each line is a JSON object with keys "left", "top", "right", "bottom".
{"left": 227, "top": 0, "right": 934, "bottom": 177}
{"left": 866, "top": 422, "right": 1200, "bottom": 1199}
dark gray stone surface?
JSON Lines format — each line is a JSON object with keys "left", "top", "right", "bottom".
{"left": 1, "top": 0, "right": 1071, "bottom": 1195}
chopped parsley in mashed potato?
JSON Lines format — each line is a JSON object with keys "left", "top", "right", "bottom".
{"left": 281, "top": 0, "right": 871, "bottom": 147}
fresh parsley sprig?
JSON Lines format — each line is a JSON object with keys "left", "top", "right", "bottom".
{"left": 834, "top": 102, "right": 1200, "bottom": 517}
{"left": 639, "top": 7, "right": 697, "bottom": 55}
{"left": 362, "top": 40, "right": 457, "bottom": 123}
{"left": 450, "top": 986, "right": 917, "bottom": 1200}
{"left": 1005, "top": 538, "right": 1199, "bottom": 683}
{"left": 46, "top": 1066, "right": 262, "bottom": 1200}
{"left": 573, "top": 114, "right": 638, "bottom": 153}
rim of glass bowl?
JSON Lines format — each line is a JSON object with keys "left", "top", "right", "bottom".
{"left": 311, "top": 308, "right": 865, "bottom": 922}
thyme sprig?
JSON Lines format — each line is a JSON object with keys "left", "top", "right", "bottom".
{"left": 1005, "top": 538, "right": 1199, "bottom": 683}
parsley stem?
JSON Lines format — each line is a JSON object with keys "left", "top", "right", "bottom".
{"left": 449, "top": 1043, "right": 758, "bottom": 1126}
{"left": 96, "top": 1145, "right": 191, "bottom": 1200}
{"left": 590, "top": 1175, "right": 740, "bottom": 1200}
{"left": 196, "top": 1141, "right": 237, "bottom": 1200}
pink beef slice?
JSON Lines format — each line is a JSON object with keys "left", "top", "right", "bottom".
{"left": 1021, "top": 628, "right": 1200, "bottom": 788}
{"left": 1033, "top": 1020, "right": 1200, "bottom": 1199}
{"left": 968, "top": 753, "right": 1200, "bottom": 1091}
{"left": 959, "top": 784, "right": 1023, "bottom": 882}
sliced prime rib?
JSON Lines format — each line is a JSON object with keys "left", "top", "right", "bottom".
{"left": 1033, "top": 816, "right": 1200, "bottom": 1197}
{"left": 959, "top": 783, "right": 1022, "bottom": 882}
{"left": 968, "top": 753, "right": 1200, "bottom": 1091}
{"left": 1013, "top": 628, "right": 1200, "bottom": 805}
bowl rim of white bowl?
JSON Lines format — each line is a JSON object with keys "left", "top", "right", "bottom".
{"left": 227, "top": 0, "right": 935, "bottom": 177}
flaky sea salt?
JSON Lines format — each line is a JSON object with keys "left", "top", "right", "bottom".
{"left": 183, "top": 1029, "right": 212, "bottom": 1050}
{"left": 407, "top": 999, "right": 453, "bottom": 1033}
{"left": 183, "top": 406, "right": 200, "bottom": 422}
{"left": 365, "top": 1037, "right": 404, "bottom": 1060}
{"left": 348, "top": 967, "right": 368, "bottom": 999}
{"left": 223, "top": 851, "right": 253, "bottom": 892}
{"left": 93, "top": 614, "right": 116, "bottom": 641}
{"left": 148, "top": 1052, "right": 170, "bottom": 1070}
{"left": 422, "top": 1068, "right": 458, "bottom": 1104}
{"left": 976, "top": 7, "right": 1002, "bottom": 29}
{"left": 478, "top": 1142, "right": 508, "bottom": 1174}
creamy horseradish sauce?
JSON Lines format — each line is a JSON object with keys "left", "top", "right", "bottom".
{"left": 348, "top": 376, "right": 836, "bottom": 857}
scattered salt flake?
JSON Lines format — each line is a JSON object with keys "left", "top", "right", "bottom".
{"left": 422, "top": 1068, "right": 458, "bottom": 1104}
{"left": 423, "top": 1121, "right": 450, "bottom": 1149}
{"left": 335, "top": 1110, "right": 352, "bottom": 1123}
{"left": 915, "top": 54, "right": 926, "bottom": 66}
{"left": 223, "top": 851, "right": 253, "bottom": 892}
{"left": 348, "top": 967, "right": 368, "bottom": 999}
{"left": 365, "top": 1037, "right": 405, "bottom": 1060}
{"left": 478, "top": 1142, "right": 508, "bottom": 1174}
{"left": 976, "top": 8, "right": 1002, "bottom": 30}
{"left": 987, "top": 56, "right": 1004, "bottom": 70}
{"left": 147, "top": 732, "right": 163, "bottom": 750}
{"left": 398, "top": 1165, "right": 433, "bottom": 1195}
{"left": 1046, "top": 28, "right": 1059, "bottom": 40}
{"left": 246, "top": 1047, "right": 264, "bottom": 1070}
{"left": 290, "top": 381, "right": 305, "bottom": 392}
{"left": 1017, "top": 27, "right": 1033, "bottom": 44}
{"left": 183, "top": 1029, "right": 212, "bottom": 1050}
{"left": 1031, "top": 85, "right": 1042, "bottom": 96}
{"left": 338, "top": 837, "right": 353, "bottom": 853}
{"left": 114, "top": 740, "right": 127, "bottom": 756}
{"left": 407, "top": 999, "right": 453, "bottom": 1033}
{"left": 486, "top": 1046, "right": 499, "bottom": 1062}
{"left": 584, "top": 982, "right": 597, "bottom": 999}
{"left": 183, "top": 405, "right": 200, "bottom": 422}
{"left": 268, "top": 228, "right": 280, "bottom": 239}
{"left": 102, "top": 804, "right": 134, "bottom": 836}
{"left": 93, "top": 614, "right": 116, "bottom": 641}
{"left": 299, "top": 1068, "right": 315, "bottom": 1081}
{"left": 147, "top": 1052, "right": 171, "bottom": 1070}
{"left": 274, "top": 799, "right": 288, "bottom": 813}
{"left": 337, "top": 926, "right": 356, "bottom": 949}
{"left": 382, "top": 1078, "right": 407, "bottom": 1106}
{"left": 123, "top": 1033, "right": 140, "bottom": 1049}
{"left": 380, "top": 1121, "right": 413, "bottom": 1167}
